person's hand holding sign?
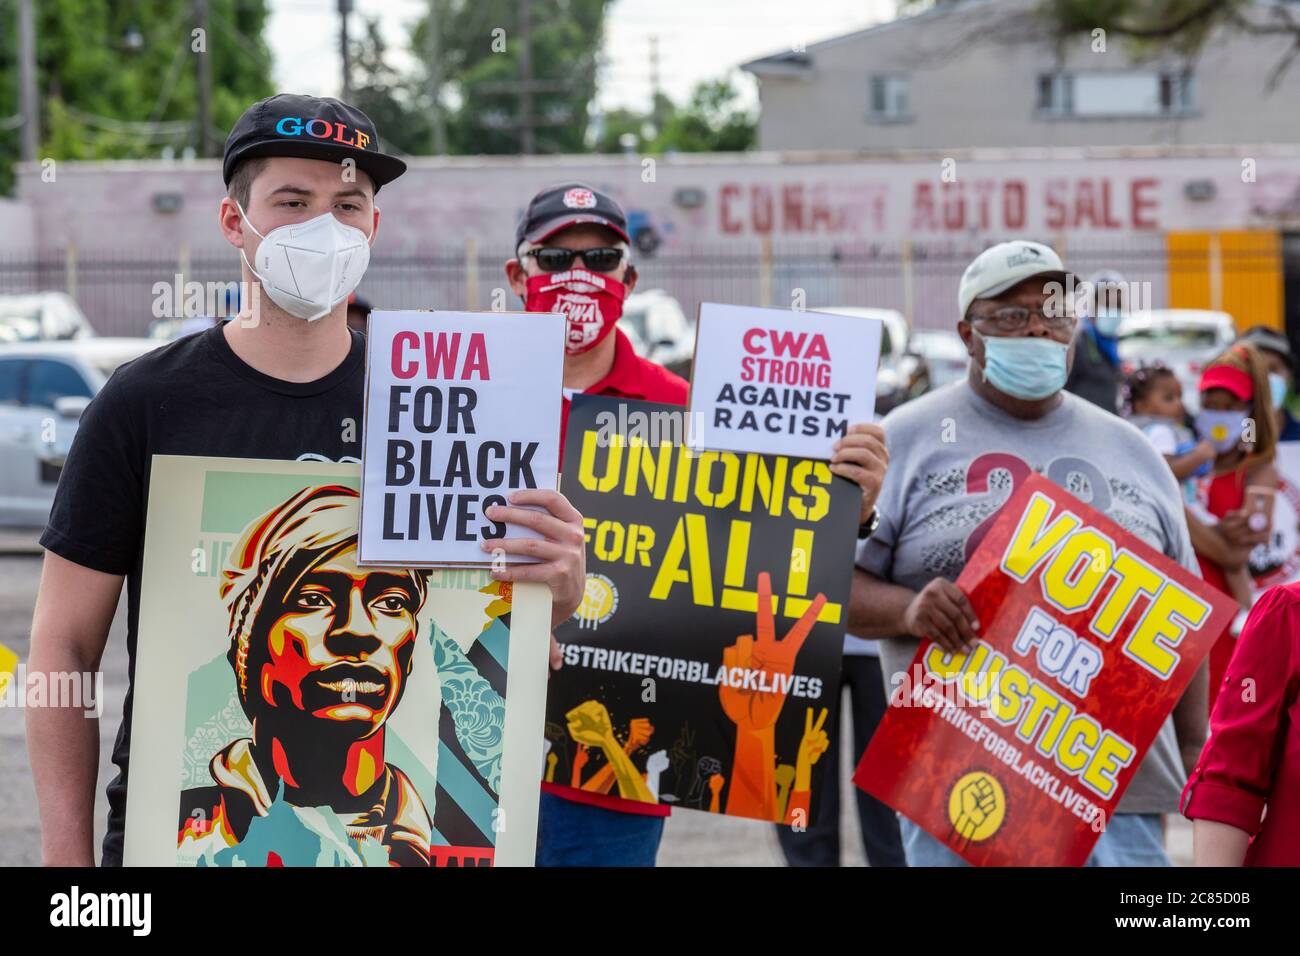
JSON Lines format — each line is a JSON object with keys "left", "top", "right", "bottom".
{"left": 902, "top": 578, "right": 981, "bottom": 654}
{"left": 481, "top": 489, "right": 587, "bottom": 628}
{"left": 831, "top": 422, "right": 889, "bottom": 524}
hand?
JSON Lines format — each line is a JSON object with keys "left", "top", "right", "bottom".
{"left": 570, "top": 745, "right": 589, "bottom": 787}
{"left": 549, "top": 633, "right": 563, "bottom": 671}
{"left": 795, "top": 707, "right": 830, "bottom": 770}
{"left": 831, "top": 422, "right": 889, "bottom": 524}
{"left": 1193, "top": 439, "right": 1217, "bottom": 465}
{"left": 625, "top": 717, "right": 654, "bottom": 753}
{"left": 707, "top": 773, "right": 725, "bottom": 798}
{"left": 646, "top": 749, "right": 670, "bottom": 774}
{"left": 959, "top": 776, "right": 997, "bottom": 827}
{"left": 482, "top": 489, "right": 587, "bottom": 628}
{"left": 902, "top": 578, "right": 980, "bottom": 653}
{"left": 565, "top": 700, "right": 615, "bottom": 748}
{"left": 719, "top": 572, "right": 826, "bottom": 733}
{"left": 1220, "top": 508, "right": 1269, "bottom": 550}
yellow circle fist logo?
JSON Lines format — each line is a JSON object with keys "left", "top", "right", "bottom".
{"left": 574, "top": 573, "right": 618, "bottom": 630}
{"left": 947, "top": 771, "right": 1005, "bottom": 846}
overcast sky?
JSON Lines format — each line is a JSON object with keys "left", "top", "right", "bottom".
{"left": 267, "top": 0, "right": 896, "bottom": 112}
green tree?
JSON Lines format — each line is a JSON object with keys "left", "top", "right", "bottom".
{"left": 651, "top": 77, "right": 756, "bottom": 153}
{"left": 0, "top": 0, "right": 273, "bottom": 194}
{"left": 353, "top": 0, "right": 611, "bottom": 156}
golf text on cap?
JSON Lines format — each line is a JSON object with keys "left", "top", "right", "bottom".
{"left": 564, "top": 187, "right": 597, "bottom": 209}
{"left": 275, "top": 116, "right": 371, "bottom": 150}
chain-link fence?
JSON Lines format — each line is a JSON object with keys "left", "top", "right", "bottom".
{"left": 0, "top": 234, "right": 1289, "bottom": 338}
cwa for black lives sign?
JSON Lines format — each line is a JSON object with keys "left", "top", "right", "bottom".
{"left": 687, "top": 302, "right": 882, "bottom": 460}
{"left": 360, "top": 310, "right": 564, "bottom": 566}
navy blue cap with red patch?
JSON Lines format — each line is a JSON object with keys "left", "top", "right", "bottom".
{"left": 222, "top": 93, "right": 406, "bottom": 192}
{"left": 516, "top": 182, "right": 630, "bottom": 247}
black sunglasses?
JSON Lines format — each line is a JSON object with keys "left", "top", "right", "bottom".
{"left": 523, "top": 246, "right": 625, "bottom": 274}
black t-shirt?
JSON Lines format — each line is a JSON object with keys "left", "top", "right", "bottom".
{"left": 39, "top": 324, "right": 366, "bottom": 866}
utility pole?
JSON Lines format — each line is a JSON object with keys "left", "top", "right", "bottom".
{"left": 18, "top": 0, "right": 39, "bottom": 162}
{"left": 649, "top": 34, "right": 662, "bottom": 130}
{"left": 518, "top": 0, "right": 535, "bottom": 155}
{"left": 338, "top": 0, "right": 353, "bottom": 102}
{"left": 194, "top": 0, "right": 212, "bottom": 156}
{"left": 427, "top": 0, "right": 446, "bottom": 153}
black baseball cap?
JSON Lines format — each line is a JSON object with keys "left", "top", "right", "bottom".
{"left": 516, "top": 182, "right": 630, "bottom": 247}
{"left": 222, "top": 93, "right": 406, "bottom": 193}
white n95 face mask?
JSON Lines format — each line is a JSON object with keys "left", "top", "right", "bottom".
{"left": 237, "top": 201, "right": 371, "bottom": 322}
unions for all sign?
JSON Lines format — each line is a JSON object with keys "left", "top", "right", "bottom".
{"left": 360, "top": 311, "right": 564, "bottom": 566}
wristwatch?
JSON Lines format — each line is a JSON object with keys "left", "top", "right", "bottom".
{"left": 857, "top": 508, "right": 880, "bottom": 540}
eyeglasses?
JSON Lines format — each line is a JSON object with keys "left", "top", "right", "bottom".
{"left": 523, "top": 247, "right": 625, "bottom": 274}
{"left": 970, "top": 306, "right": 1075, "bottom": 333}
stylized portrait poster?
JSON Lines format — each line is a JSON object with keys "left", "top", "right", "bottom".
{"left": 854, "top": 475, "right": 1235, "bottom": 866}
{"left": 124, "top": 456, "right": 551, "bottom": 867}
{"left": 544, "top": 395, "right": 858, "bottom": 824}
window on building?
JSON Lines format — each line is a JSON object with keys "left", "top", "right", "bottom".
{"left": 1037, "top": 70, "right": 1194, "bottom": 117}
{"left": 868, "top": 74, "right": 910, "bottom": 121}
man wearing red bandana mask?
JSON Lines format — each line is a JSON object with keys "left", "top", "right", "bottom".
{"left": 506, "top": 183, "right": 893, "bottom": 869}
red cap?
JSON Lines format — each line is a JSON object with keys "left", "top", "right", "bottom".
{"left": 1199, "top": 364, "right": 1253, "bottom": 401}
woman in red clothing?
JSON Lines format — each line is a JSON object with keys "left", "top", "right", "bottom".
{"left": 1184, "top": 344, "right": 1279, "bottom": 708}
{"left": 1182, "top": 580, "right": 1300, "bottom": 866}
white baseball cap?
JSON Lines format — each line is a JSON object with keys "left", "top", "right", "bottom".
{"left": 958, "top": 240, "right": 1069, "bottom": 319}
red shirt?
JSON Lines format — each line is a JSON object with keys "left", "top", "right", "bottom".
{"left": 545, "top": 328, "right": 689, "bottom": 817}
{"left": 1181, "top": 580, "right": 1300, "bottom": 865}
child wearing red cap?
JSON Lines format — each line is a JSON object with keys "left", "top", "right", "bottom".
{"left": 1185, "top": 343, "right": 1280, "bottom": 708}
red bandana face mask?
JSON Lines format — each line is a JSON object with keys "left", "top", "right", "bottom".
{"left": 524, "top": 268, "right": 626, "bottom": 355}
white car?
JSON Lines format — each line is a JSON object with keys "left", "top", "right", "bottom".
{"left": 816, "top": 307, "right": 927, "bottom": 413}
{"left": 1117, "top": 309, "right": 1237, "bottom": 414}
{"left": 0, "top": 292, "right": 96, "bottom": 343}
{"left": 620, "top": 290, "right": 695, "bottom": 377}
{"left": 0, "top": 338, "right": 159, "bottom": 526}
{"left": 909, "top": 330, "right": 970, "bottom": 391}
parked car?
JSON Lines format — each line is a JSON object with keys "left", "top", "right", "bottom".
{"left": 0, "top": 338, "right": 159, "bottom": 526}
{"left": 909, "top": 329, "right": 970, "bottom": 391}
{"left": 0, "top": 292, "right": 96, "bottom": 343}
{"left": 621, "top": 289, "right": 695, "bottom": 378}
{"left": 816, "top": 306, "right": 928, "bottom": 414}
{"left": 1116, "top": 309, "right": 1237, "bottom": 414}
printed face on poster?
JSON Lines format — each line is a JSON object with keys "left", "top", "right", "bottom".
{"left": 854, "top": 474, "right": 1235, "bottom": 866}
{"left": 124, "top": 456, "right": 552, "bottom": 867}
{"left": 359, "top": 310, "right": 565, "bottom": 566}
{"left": 687, "top": 302, "right": 882, "bottom": 460}
{"left": 544, "top": 395, "right": 859, "bottom": 825}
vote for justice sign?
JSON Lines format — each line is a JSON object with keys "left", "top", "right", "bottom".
{"left": 687, "top": 302, "right": 882, "bottom": 460}
{"left": 854, "top": 475, "right": 1236, "bottom": 866}
{"left": 360, "top": 310, "right": 565, "bottom": 566}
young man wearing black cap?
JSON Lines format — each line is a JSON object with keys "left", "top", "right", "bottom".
{"left": 507, "top": 183, "right": 890, "bottom": 866}
{"left": 26, "top": 95, "right": 587, "bottom": 867}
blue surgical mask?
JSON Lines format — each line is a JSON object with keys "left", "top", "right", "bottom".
{"left": 1269, "top": 373, "right": 1288, "bottom": 410}
{"left": 1093, "top": 309, "right": 1123, "bottom": 337}
{"left": 974, "top": 331, "right": 1069, "bottom": 401}
{"left": 1195, "top": 409, "right": 1248, "bottom": 453}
